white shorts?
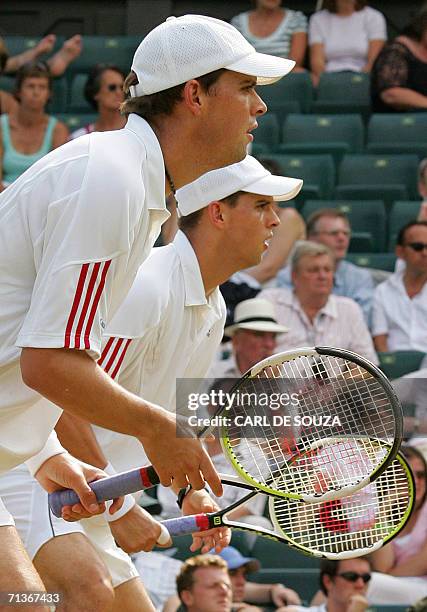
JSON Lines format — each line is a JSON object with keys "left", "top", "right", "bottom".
{"left": 0, "top": 496, "right": 15, "bottom": 527}
{"left": 0, "top": 464, "right": 138, "bottom": 588}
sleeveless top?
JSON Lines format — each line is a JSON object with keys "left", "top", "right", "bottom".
{"left": 371, "top": 41, "right": 427, "bottom": 112}
{"left": 1, "top": 114, "right": 57, "bottom": 184}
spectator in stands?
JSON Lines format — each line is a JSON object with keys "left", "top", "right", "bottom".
{"left": 0, "top": 61, "right": 68, "bottom": 190}
{"left": 371, "top": 11, "right": 427, "bottom": 112}
{"left": 164, "top": 547, "right": 301, "bottom": 612}
{"left": 418, "top": 158, "right": 427, "bottom": 221}
{"left": 70, "top": 63, "right": 126, "bottom": 139}
{"left": 367, "top": 445, "right": 427, "bottom": 605}
{"left": 231, "top": 1, "right": 307, "bottom": 70}
{"left": 372, "top": 221, "right": 427, "bottom": 353}
{"left": 285, "top": 557, "right": 371, "bottom": 612}
{"left": 0, "top": 34, "right": 82, "bottom": 115}
{"left": 176, "top": 555, "right": 233, "bottom": 612}
{"left": 208, "top": 297, "right": 288, "bottom": 379}
{"left": 277, "top": 209, "right": 374, "bottom": 324}
{"left": 309, "top": 0, "right": 386, "bottom": 87}
{"left": 261, "top": 241, "right": 378, "bottom": 361}
{"left": 220, "top": 546, "right": 301, "bottom": 609}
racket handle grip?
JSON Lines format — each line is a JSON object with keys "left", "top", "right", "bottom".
{"left": 162, "top": 514, "right": 211, "bottom": 537}
{"left": 48, "top": 465, "right": 160, "bottom": 518}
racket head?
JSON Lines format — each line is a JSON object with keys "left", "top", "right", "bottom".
{"left": 220, "top": 346, "right": 403, "bottom": 501}
{"left": 268, "top": 448, "right": 415, "bottom": 559}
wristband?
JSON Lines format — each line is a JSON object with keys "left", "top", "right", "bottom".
{"left": 104, "top": 493, "right": 136, "bottom": 522}
{"left": 102, "top": 462, "right": 136, "bottom": 521}
{"left": 177, "top": 485, "right": 192, "bottom": 510}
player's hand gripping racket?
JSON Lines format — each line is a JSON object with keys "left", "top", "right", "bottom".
{"left": 49, "top": 346, "right": 402, "bottom": 516}
{"left": 158, "top": 448, "right": 415, "bottom": 560}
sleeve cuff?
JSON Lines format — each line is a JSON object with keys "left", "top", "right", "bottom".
{"left": 25, "top": 431, "right": 67, "bottom": 476}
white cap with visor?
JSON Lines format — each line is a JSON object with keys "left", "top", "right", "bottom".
{"left": 175, "top": 155, "right": 303, "bottom": 216}
{"left": 130, "top": 14, "right": 295, "bottom": 97}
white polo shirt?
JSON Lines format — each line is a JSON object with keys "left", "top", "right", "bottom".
{"left": 372, "top": 271, "right": 427, "bottom": 352}
{"left": 0, "top": 114, "right": 169, "bottom": 473}
{"left": 259, "top": 287, "right": 378, "bottom": 364}
{"left": 92, "top": 230, "right": 226, "bottom": 472}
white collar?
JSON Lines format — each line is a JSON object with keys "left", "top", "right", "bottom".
{"left": 174, "top": 230, "right": 210, "bottom": 307}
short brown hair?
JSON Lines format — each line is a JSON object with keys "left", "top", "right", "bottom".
{"left": 306, "top": 208, "right": 349, "bottom": 237}
{"left": 178, "top": 190, "right": 244, "bottom": 234}
{"left": 14, "top": 61, "right": 52, "bottom": 100}
{"left": 0, "top": 37, "right": 9, "bottom": 73}
{"left": 176, "top": 555, "right": 228, "bottom": 600}
{"left": 120, "top": 68, "right": 226, "bottom": 120}
{"left": 322, "top": 0, "right": 367, "bottom": 12}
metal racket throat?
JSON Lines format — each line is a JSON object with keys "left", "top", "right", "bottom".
{"left": 218, "top": 346, "right": 403, "bottom": 502}
{"left": 161, "top": 450, "right": 414, "bottom": 560}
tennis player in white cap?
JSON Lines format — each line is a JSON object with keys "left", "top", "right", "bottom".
{"left": 0, "top": 14, "right": 296, "bottom": 601}
{"left": 0, "top": 156, "right": 302, "bottom": 609}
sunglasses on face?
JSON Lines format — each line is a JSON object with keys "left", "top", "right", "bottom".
{"left": 106, "top": 83, "right": 122, "bottom": 92}
{"left": 405, "top": 242, "right": 427, "bottom": 252}
{"left": 338, "top": 572, "right": 371, "bottom": 583}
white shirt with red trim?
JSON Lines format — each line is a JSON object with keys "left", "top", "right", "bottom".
{"left": 91, "top": 230, "right": 226, "bottom": 473}
{"left": 0, "top": 114, "right": 169, "bottom": 473}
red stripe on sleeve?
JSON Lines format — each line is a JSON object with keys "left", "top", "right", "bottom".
{"left": 104, "top": 337, "right": 124, "bottom": 375}
{"left": 110, "top": 339, "right": 132, "bottom": 380}
{"left": 98, "top": 337, "right": 115, "bottom": 368}
{"left": 84, "top": 259, "right": 112, "bottom": 349}
{"left": 74, "top": 263, "right": 101, "bottom": 349}
{"left": 64, "top": 264, "right": 89, "bottom": 348}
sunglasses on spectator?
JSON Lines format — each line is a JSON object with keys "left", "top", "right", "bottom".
{"left": 106, "top": 83, "right": 122, "bottom": 92}
{"left": 405, "top": 242, "right": 427, "bottom": 252}
{"left": 338, "top": 572, "right": 371, "bottom": 583}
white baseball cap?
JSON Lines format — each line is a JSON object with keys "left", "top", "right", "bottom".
{"left": 175, "top": 155, "right": 303, "bottom": 216}
{"left": 224, "top": 298, "right": 288, "bottom": 337}
{"left": 130, "top": 14, "right": 295, "bottom": 97}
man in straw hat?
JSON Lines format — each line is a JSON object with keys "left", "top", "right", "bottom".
{"left": 0, "top": 14, "right": 295, "bottom": 598}
{"left": 0, "top": 156, "right": 301, "bottom": 609}
{"left": 211, "top": 297, "right": 289, "bottom": 379}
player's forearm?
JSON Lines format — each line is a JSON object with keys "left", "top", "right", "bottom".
{"left": 21, "top": 347, "right": 155, "bottom": 440}
{"left": 369, "top": 544, "right": 395, "bottom": 572}
{"left": 244, "top": 582, "right": 272, "bottom": 604}
{"left": 55, "top": 412, "right": 107, "bottom": 468}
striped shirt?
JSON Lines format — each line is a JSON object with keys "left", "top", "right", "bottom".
{"left": 231, "top": 9, "right": 307, "bottom": 58}
{"left": 0, "top": 114, "right": 169, "bottom": 472}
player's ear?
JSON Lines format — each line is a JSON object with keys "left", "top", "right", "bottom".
{"left": 207, "top": 201, "right": 225, "bottom": 226}
{"left": 182, "top": 79, "right": 204, "bottom": 115}
{"left": 180, "top": 590, "right": 193, "bottom": 607}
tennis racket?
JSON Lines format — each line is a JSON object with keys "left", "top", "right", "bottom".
{"left": 49, "top": 346, "right": 402, "bottom": 514}
{"left": 160, "top": 449, "right": 415, "bottom": 560}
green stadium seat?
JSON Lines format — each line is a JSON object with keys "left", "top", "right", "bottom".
{"left": 68, "top": 35, "right": 135, "bottom": 74}
{"left": 49, "top": 77, "right": 68, "bottom": 113}
{"left": 0, "top": 75, "right": 14, "bottom": 93}
{"left": 301, "top": 200, "right": 387, "bottom": 252}
{"left": 388, "top": 200, "right": 422, "bottom": 250}
{"left": 280, "top": 114, "right": 364, "bottom": 165}
{"left": 333, "top": 185, "right": 407, "bottom": 214}
{"left": 338, "top": 154, "right": 419, "bottom": 200}
{"left": 256, "top": 154, "right": 335, "bottom": 204}
{"left": 56, "top": 113, "right": 97, "bottom": 133}
{"left": 367, "top": 114, "right": 427, "bottom": 158}
{"left": 68, "top": 73, "right": 91, "bottom": 112}
{"left": 251, "top": 536, "right": 319, "bottom": 569}
{"left": 249, "top": 569, "right": 320, "bottom": 603}
{"left": 312, "top": 73, "right": 370, "bottom": 117}
{"left": 378, "top": 351, "right": 426, "bottom": 379}
{"left": 371, "top": 607, "right": 408, "bottom": 612}
{"left": 346, "top": 252, "right": 396, "bottom": 272}
{"left": 259, "top": 72, "right": 313, "bottom": 114}
{"left": 251, "top": 142, "right": 272, "bottom": 156}
{"left": 253, "top": 113, "right": 281, "bottom": 149}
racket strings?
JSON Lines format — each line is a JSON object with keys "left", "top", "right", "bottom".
{"left": 224, "top": 354, "right": 397, "bottom": 497}
{"left": 271, "top": 455, "right": 412, "bottom": 555}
